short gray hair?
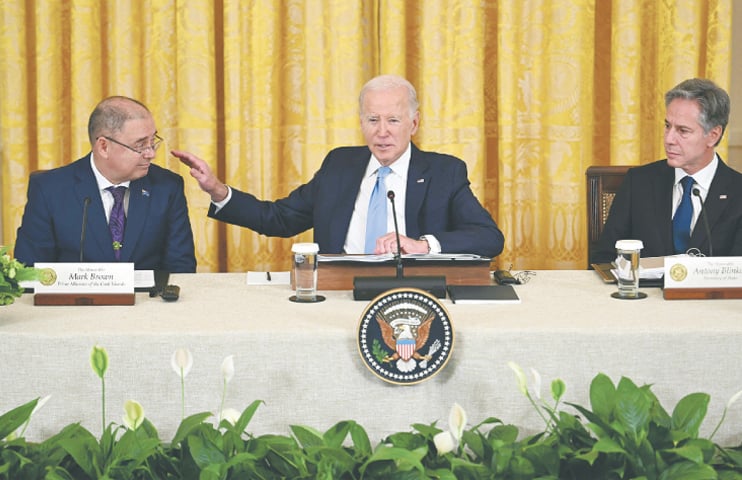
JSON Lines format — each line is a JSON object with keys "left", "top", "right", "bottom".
{"left": 359, "top": 75, "right": 419, "bottom": 119}
{"left": 665, "top": 78, "right": 730, "bottom": 146}
{"left": 88, "top": 96, "right": 151, "bottom": 145}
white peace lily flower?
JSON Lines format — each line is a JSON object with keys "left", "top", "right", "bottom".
{"left": 448, "top": 402, "right": 467, "bottom": 442}
{"left": 726, "top": 388, "right": 742, "bottom": 410}
{"left": 508, "top": 361, "right": 528, "bottom": 396}
{"left": 433, "top": 431, "right": 456, "bottom": 455}
{"left": 171, "top": 348, "right": 193, "bottom": 378}
{"left": 531, "top": 368, "right": 542, "bottom": 401}
{"left": 122, "top": 399, "right": 144, "bottom": 430}
{"left": 32, "top": 395, "right": 51, "bottom": 416}
{"left": 220, "top": 407, "right": 241, "bottom": 426}
{"left": 221, "top": 355, "right": 235, "bottom": 383}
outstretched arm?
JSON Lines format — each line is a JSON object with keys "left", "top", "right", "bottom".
{"left": 171, "top": 150, "right": 229, "bottom": 203}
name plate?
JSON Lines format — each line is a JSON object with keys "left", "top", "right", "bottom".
{"left": 663, "top": 257, "right": 742, "bottom": 300}
{"left": 664, "top": 257, "right": 742, "bottom": 288}
{"left": 34, "top": 262, "right": 135, "bottom": 294}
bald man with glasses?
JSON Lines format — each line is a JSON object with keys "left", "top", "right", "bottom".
{"left": 15, "top": 96, "right": 196, "bottom": 272}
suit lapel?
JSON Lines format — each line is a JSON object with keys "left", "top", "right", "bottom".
{"left": 691, "top": 159, "right": 733, "bottom": 246}
{"left": 405, "top": 145, "right": 431, "bottom": 238}
{"left": 327, "top": 152, "right": 369, "bottom": 252}
{"left": 652, "top": 164, "right": 676, "bottom": 251}
{"left": 74, "top": 157, "right": 113, "bottom": 260}
{"left": 121, "top": 177, "right": 152, "bottom": 261}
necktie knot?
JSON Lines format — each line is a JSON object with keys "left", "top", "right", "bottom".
{"left": 377, "top": 166, "right": 391, "bottom": 180}
{"left": 107, "top": 185, "right": 127, "bottom": 203}
{"left": 680, "top": 175, "right": 695, "bottom": 194}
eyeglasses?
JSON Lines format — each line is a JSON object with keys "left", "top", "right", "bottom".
{"left": 100, "top": 134, "right": 164, "bottom": 155}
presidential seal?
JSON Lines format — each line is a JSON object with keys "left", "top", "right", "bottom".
{"left": 357, "top": 288, "right": 454, "bottom": 385}
{"left": 669, "top": 263, "right": 688, "bottom": 282}
{"left": 38, "top": 267, "right": 57, "bottom": 286}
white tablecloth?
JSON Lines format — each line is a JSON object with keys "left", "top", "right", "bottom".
{"left": 2, "top": 271, "right": 741, "bottom": 445}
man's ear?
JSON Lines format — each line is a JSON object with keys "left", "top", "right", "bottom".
{"left": 707, "top": 125, "right": 723, "bottom": 147}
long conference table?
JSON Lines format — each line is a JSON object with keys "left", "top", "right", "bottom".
{"left": 2, "top": 271, "right": 742, "bottom": 447}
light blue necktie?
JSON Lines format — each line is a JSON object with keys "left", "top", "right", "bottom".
{"left": 365, "top": 166, "right": 392, "bottom": 254}
{"left": 672, "top": 176, "right": 694, "bottom": 254}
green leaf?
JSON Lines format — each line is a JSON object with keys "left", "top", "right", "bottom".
{"left": 0, "top": 398, "right": 37, "bottom": 440}
{"left": 290, "top": 424, "right": 324, "bottom": 448}
{"left": 233, "top": 399, "right": 263, "bottom": 435}
{"left": 55, "top": 423, "right": 102, "bottom": 478}
{"left": 322, "top": 420, "right": 352, "bottom": 448}
{"left": 349, "top": 421, "right": 372, "bottom": 456}
{"left": 362, "top": 445, "right": 426, "bottom": 474}
{"left": 592, "top": 437, "right": 627, "bottom": 454}
{"left": 188, "top": 434, "right": 227, "bottom": 469}
{"left": 170, "top": 411, "right": 213, "bottom": 446}
{"left": 672, "top": 393, "right": 709, "bottom": 438}
{"left": 589, "top": 373, "right": 616, "bottom": 420}
{"left": 615, "top": 377, "right": 652, "bottom": 442}
{"left": 657, "top": 461, "right": 717, "bottom": 480}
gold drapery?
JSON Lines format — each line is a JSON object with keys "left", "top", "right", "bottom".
{"left": 0, "top": 1, "right": 731, "bottom": 271}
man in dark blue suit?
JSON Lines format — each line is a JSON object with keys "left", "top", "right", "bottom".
{"left": 172, "top": 75, "right": 504, "bottom": 258}
{"left": 15, "top": 96, "right": 196, "bottom": 272}
{"left": 593, "top": 78, "right": 742, "bottom": 263}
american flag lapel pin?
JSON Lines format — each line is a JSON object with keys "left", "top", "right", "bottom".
{"left": 417, "top": 178, "right": 425, "bottom": 183}
{"left": 142, "top": 189, "right": 150, "bottom": 197}
{"left": 720, "top": 194, "right": 728, "bottom": 200}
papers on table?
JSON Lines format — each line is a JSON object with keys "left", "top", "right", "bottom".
{"left": 592, "top": 255, "right": 689, "bottom": 284}
{"left": 317, "top": 253, "right": 489, "bottom": 263}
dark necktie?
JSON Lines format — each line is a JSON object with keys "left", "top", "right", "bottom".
{"left": 107, "top": 186, "right": 127, "bottom": 260}
{"left": 672, "top": 176, "right": 694, "bottom": 254}
{"left": 365, "top": 166, "right": 392, "bottom": 254}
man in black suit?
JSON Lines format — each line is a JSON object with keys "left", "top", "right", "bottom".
{"left": 593, "top": 78, "right": 742, "bottom": 264}
{"left": 172, "top": 75, "right": 504, "bottom": 258}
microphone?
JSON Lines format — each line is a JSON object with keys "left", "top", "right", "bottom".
{"left": 387, "top": 190, "right": 404, "bottom": 279}
{"left": 352, "top": 190, "right": 446, "bottom": 300}
{"left": 692, "top": 188, "right": 713, "bottom": 256}
{"left": 80, "top": 197, "right": 91, "bottom": 262}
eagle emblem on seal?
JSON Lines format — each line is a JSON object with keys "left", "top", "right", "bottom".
{"left": 376, "top": 308, "right": 435, "bottom": 372}
{"left": 357, "top": 288, "right": 454, "bottom": 385}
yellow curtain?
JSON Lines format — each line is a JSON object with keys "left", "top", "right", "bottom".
{"left": 0, "top": 0, "right": 731, "bottom": 272}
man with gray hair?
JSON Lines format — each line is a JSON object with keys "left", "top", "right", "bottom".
{"left": 173, "top": 74, "right": 504, "bottom": 258}
{"left": 593, "top": 78, "right": 742, "bottom": 263}
{"left": 15, "top": 96, "right": 196, "bottom": 272}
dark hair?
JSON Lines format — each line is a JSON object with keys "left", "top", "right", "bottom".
{"left": 88, "top": 96, "right": 151, "bottom": 145}
{"left": 665, "top": 78, "right": 730, "bottom": 146}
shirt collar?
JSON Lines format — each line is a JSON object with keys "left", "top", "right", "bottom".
{"left": 365, "top": 143, "right": 412, "bottom": 179}
{"left": 90, "top": 152, "right": 131, "bottom": 190}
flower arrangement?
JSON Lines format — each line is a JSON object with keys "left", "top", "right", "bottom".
{"left": 0, "top": 246, "right": 39, "bottom": 305}
{"left": 1, "top": 348, "right": 742, "bottom": 479}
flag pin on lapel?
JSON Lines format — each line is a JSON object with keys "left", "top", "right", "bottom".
{"left": 720, "top": 194, "right": 727, "bottom": 199}
{"left": 142, "top": 189, "right": 150, "bottom": 197}
{"left": 417, "top": 178, "right": 425, "bottom": 183}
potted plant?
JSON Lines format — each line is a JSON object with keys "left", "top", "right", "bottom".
{"left": 0, "top": 246, "right": 39, "bottom": 306}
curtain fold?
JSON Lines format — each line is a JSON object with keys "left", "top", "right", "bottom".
{"left": 0, "top": 0, "right": 731, "bottom": 271}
